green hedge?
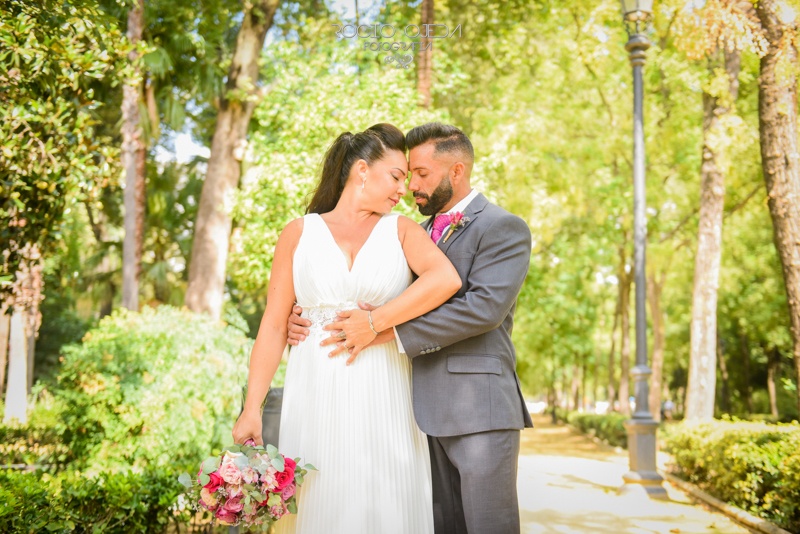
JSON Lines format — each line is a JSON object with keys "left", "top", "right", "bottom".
{"left": 567, "top": 412, "right": 628, "bottom": 448}
{"left": 662, "top": 420, "right": 800, "bottom": 532}
{"left": 0, "top": 468, "right": 187, "bottom": 532}
{"left": 0, "top": 424, "right": 72, "bottom": 469}
{"left": 0, "top": 305, "right": 293, "bottom": 529}
{"left": 51, "top": 305, "right": 253, "bottom": 473}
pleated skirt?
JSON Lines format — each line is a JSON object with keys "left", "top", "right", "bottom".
{"left": 274, "top": 336, "right": 433, "bottom": 534}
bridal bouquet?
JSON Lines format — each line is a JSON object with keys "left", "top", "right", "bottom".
{"left": 179, "top": 440, "right": 315, "bottom": 527}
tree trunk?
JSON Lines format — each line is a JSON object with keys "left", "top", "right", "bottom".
{"left": 25, "top": 324, "right": 39, "bottom": 395}
{"left": 685, "top": 49, "right": 741, "bottom": 420}
{"left": 4, "top": 308, "right": 28, "bottom": 424}
{"left": 581, "top": 352, "right": 587, "bottom": 412}
{"left": 767, "top": 348, "right": 780, "bottom": 418}
{"left": 618, "top": 244, "right": 632, "bottom": 416}
{"left": 417, "top": 0, "right": 434, "bottom": 108}
{"left": 592, "top": 350, "right": 599, "bottom": 407}
{"left": 185, "top": 0, "right": 280, "bottom": 320}
{"left": 607, "top": 293, "right": 620, "bottom": 410}
{"left": 0, "top": 303, "right": 8, "bottom": 398}
{"left": 647, "top": 271, "right": 666, "bottom": 421}
{"left": 570, "top": 363, "right": 581, "bottom": 412}
{"left": 741, "top": 332, "right": 753, "bottom": 413}
{"left": 756, "top": 0, "right": 800, "bottom": 417}
{"left": 717, "top": 335, "right": 731, "bottom": 413}
{"left": 121, "top": 0, "right": 146, "bottom": 312}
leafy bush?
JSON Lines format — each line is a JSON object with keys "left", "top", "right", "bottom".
{"left": 567, "top": 412, "right": 628, "bottom": 448}
{"left": 0, "top": 424, "right": 72, "bottom": 468}
{"left": 662, "top": 420, "right": 800, "bottom": 532}
{"left": 0, "top": 388, "right": 74, "bottom": 469}
{"left": 0, "top": 468, "right": 186, "bottom": 532}
{"left": 51, "top": 305, "right": 253, "bottom": 473}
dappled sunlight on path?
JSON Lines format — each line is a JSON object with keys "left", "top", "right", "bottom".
{"left": 518, "top": 416, "right": 750, "bottom": 534}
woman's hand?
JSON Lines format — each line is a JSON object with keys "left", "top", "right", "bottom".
{"left": 323, "top": 308, "right": 378, "bottom": 365}
{"left": 232, "top": 408, "right": 263, "bottom": 446}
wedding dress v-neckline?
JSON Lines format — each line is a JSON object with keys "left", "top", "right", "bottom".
{"left": 315, "top": 213, "right": 384, "bottom": 274}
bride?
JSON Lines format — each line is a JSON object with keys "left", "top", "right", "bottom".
{"left": 232, "top": 123, "right": 461, "bottom": 533}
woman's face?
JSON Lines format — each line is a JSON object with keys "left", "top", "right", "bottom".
{"left": 359, "top": 149, "right": 408, "bottom": 214}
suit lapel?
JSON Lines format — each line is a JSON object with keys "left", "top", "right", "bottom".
{"left": 422, "top": 215, "right": 435, "bottom": 233}
{"left": 438, "top": 193, "right": 489, "bottom": 255}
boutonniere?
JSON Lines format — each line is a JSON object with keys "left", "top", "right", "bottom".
{"left": 442, "top": 212, "right": 470, "bottom": 243}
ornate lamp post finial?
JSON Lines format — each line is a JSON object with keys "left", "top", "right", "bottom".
{"left": 621, "top": 0, "right": 654, "bottom": 35}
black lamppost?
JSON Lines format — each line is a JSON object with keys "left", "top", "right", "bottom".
{"left": 619, "top": 0, "right": 667, "bottom": 499}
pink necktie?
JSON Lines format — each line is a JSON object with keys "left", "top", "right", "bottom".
{"left": 431, "top": 213, "right": 453, "bottom": 243}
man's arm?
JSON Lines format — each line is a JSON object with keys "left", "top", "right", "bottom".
{"left": 395, "top": 214, "right": 531, "bottom": 357}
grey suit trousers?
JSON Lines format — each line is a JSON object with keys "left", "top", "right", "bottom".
{"left": 429, "top": 430, "right": 521, "bottom": 534}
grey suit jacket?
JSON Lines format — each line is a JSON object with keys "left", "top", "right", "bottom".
{"left": 396, "top": 193, "right": 534, "bottom": 437}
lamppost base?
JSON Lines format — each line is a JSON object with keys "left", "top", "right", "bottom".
{"left": 621, "top": 418, "right": 668, "bottom": 500}
{"left": 620, "top": 470, "right": 668, "bottom": 500}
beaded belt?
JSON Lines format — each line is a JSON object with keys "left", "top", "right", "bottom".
{"left": 301, "top": 303, "right": 358, "bottom": 335}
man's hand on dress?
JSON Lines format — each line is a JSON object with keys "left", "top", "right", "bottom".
{"left": 287, "top": 305, "right": 311, "bottom": 345}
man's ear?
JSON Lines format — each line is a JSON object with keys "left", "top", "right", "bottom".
{"left": 450, "top": 161, "right": 466, "bottom": 186}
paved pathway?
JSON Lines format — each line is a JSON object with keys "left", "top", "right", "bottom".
{"left": 517, "top": 416, "right": 751, "bottom": 534}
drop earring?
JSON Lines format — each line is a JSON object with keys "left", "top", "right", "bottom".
{"left": 361, "top": 175, "right": 366, "bottom": 190}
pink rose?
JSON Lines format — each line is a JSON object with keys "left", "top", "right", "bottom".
{"left": 215, "top": 507, "right": 238, "bottom": 525}
{"left": 281, "top": 483, "right": 296, "bottom": 500}
{"left": 284, "top": 457, "right": 297, "bottom": 474}
{"left": 272, "top": 456, "right": 296, "bottom": 492}
{"left": 204, "top": 472, "right": 223, "bottom": 492}
{"left": 274, "top": 469, "right": 293, "bottom": 492}
{"left": 451, "top": 212, "right": 463, "bottom": 225}
{"left": 223, "top": 497, "right": 244, "bottom": 514}
{"left": 218, "top": 455, "right": 243, "bottom": 485}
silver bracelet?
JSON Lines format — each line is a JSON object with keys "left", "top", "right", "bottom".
{"left": 368, "top": 311, "right": 379, "bottom": 335}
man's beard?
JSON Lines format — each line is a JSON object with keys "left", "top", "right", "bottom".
{"left": 415, "top": 176, "right": 454, "bottom": 216}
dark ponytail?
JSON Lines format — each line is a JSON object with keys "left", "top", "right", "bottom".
{"left": 306, "top": 123, "right": 406, "bottom": 214}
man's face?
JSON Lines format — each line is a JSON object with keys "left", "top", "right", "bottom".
{"left": 408, "top": 142, "right": 455, "bottom": 216}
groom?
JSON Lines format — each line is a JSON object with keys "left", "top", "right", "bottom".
{"left": 288, "top": 123, "right": 533, "bottom": 534}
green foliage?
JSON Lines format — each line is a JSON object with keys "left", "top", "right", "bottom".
{"left": 0, "top": 0, "right": 124, "bottom": 288}
{"left": 567, "top": 412, "right": 628, "bottom": 448}
{"left": 0, "top": 467, "right": 186, "bottom": 532}
{"left": 662, "top": 420, "right": 800, "bottom": 532}
{"left": 230, "top": 25, "right": 447, "bottom": 295}
{"left": 4, "top": 0, "right": 798, "bottom": 437}
{"left": 51, "top": 305, "right": 253, "bottom": 473}
{"left": 33, "top": 301, "right": 91, "bottom": 385}
{"left": 0, "top": 387, "right": 75, "bottom": 469}
{"left": 0, "top": 424, "right": 72, "bottom": 469}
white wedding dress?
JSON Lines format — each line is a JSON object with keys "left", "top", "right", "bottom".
{"left": 275, "top": 213, "right": 434, "bottom": 534}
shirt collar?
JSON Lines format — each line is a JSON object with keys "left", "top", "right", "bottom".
{"left": 441, "top": 188, "right": 479, "bottom": 217}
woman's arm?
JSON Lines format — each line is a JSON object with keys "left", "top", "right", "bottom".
{"left": 330, "top": 216, "right": 461, "bottom": 363}
{"left": 232, "top": 218, "right": 302, "bottom": 444}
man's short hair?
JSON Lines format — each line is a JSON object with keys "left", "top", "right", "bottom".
{"left": 406, "top": 122, "right": 474, "bottom": 162}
